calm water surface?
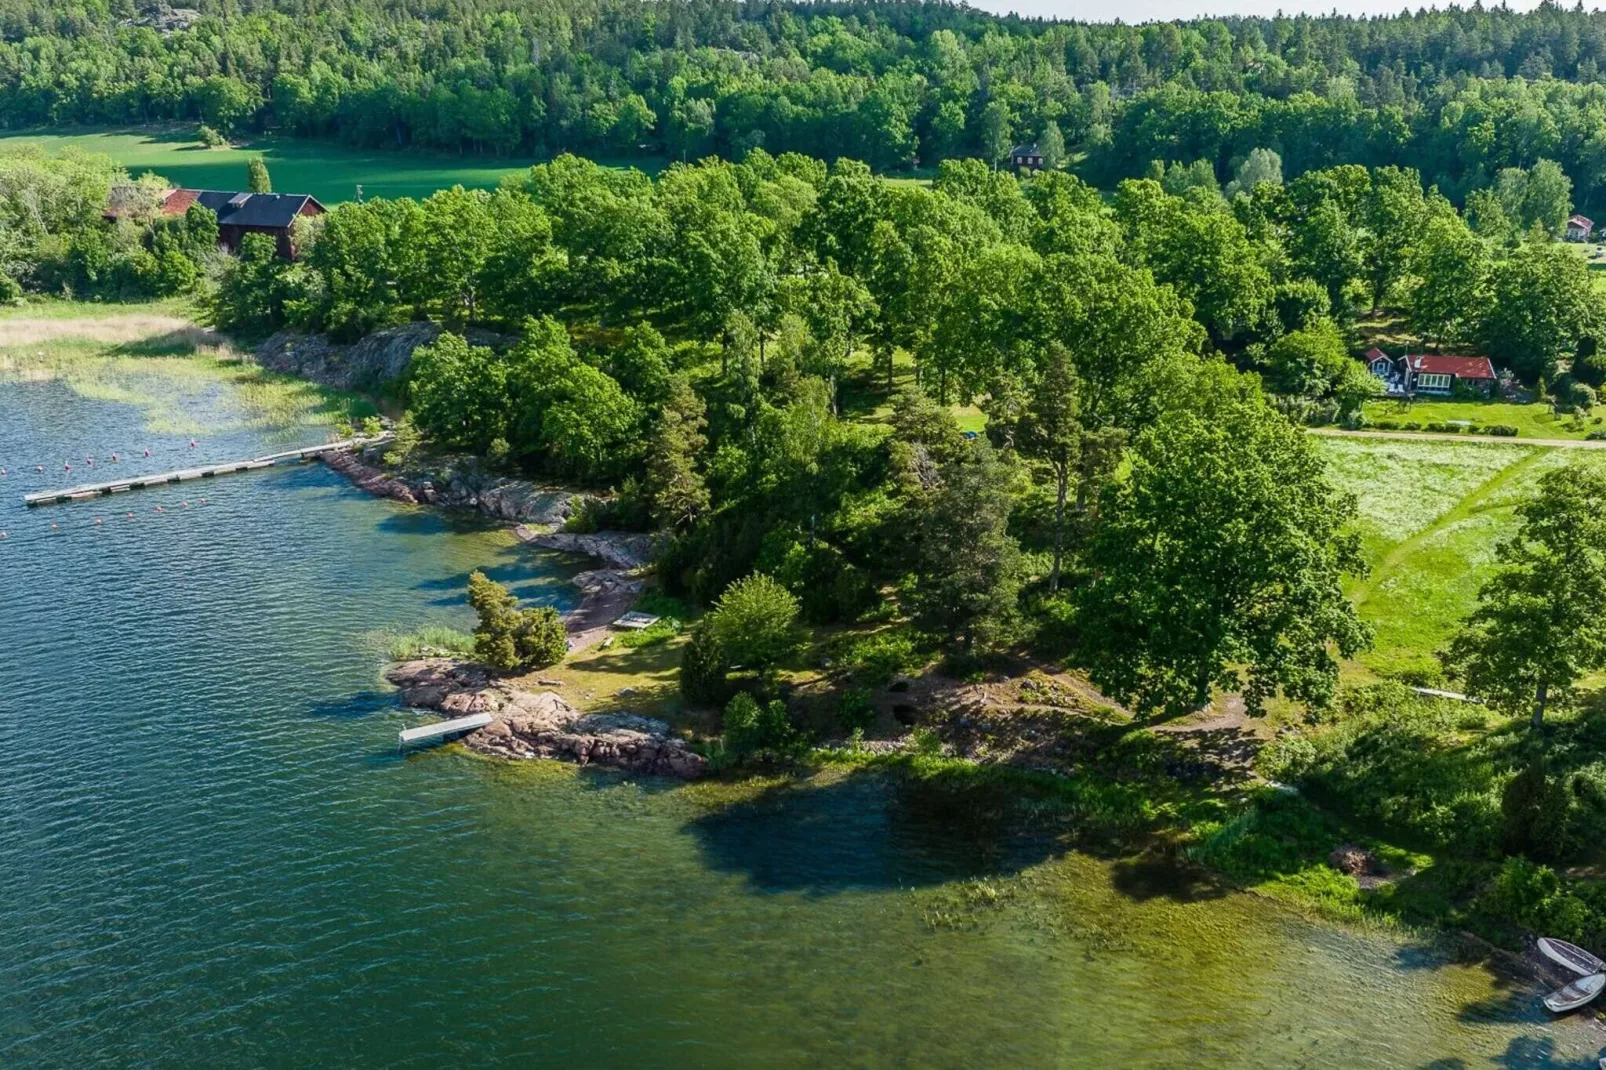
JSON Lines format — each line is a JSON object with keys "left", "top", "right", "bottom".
{"left": 1, "top": 372, "right": 1602, "bottom": 1068}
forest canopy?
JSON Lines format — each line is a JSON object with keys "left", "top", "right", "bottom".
{"left": 11, "top": 2, "right": 1606, "bottom": 210}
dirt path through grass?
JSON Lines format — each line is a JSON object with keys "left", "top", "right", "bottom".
{"left": 1349, "top": 447, "right": 1552, "bottom": 611}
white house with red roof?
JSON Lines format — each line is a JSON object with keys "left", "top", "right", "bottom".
{"left": 1366, "top": 348, "right": 1498, "bottom": 397}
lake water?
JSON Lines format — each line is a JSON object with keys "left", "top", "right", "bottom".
{"left": 1, "top": 370, "right": 1602, "bottom": 1068}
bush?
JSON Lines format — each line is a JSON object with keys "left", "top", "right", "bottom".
{"left": 197, "top": 124, "right": 227, "bottom": 148}
{"left": 467, "top": 570, "right": 567, "bottom": 673}
{"left": 1476, "top": 857, "right": 1603, "bottom": 946}
{"left": 764, "top": 539, "right": 878, "bottom": 624}
{"left": 679, "top": 625, "right": 731, "bottom": 706}
{"left": 1501, "top": 756, "right": 1572, "bottom": 860}
{"left": 722, "top": 692, "right": 796, "bottom": 758}
{"left": 706, "top": 573, "right": 799, "bottom": 672}
{"left": 1400, "top": 421, "right": 1421, "bottom": 430}
{"left": 838, "top": 687, "right": 876, "bottom": 735}
{"left": 1260, "top": 683, "right": 1504, "bottom": 856}
{"left": 840, "top": 630, "right": 920, "bottom": 685}
{"left": 1374, "top": 420, "right": 1399, "bottom": 431}
{"left": 1558, "top": 379, "right": 1597, "bottom": 413}
{"left": 1485, "top": 424, "right": 1519, "bottom": 436}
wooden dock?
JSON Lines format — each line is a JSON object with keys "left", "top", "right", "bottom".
{"left": 21, "top": 436, "right": 390, "bottom": 507}
{"left": 398, "top": 713, "right": 494, "bottom": 749}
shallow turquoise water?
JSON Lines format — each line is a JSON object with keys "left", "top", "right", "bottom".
{"left": 1, "top": 371, "right": 1603, "bottom": 1068}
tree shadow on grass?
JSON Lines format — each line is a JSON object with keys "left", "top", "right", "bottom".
{"left": 683, "top": 767, "right": 1071, "bottom": 895}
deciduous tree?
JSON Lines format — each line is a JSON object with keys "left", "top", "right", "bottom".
{"left": 1444, "top": 468, "right": 1606, "bottom": 727}
{"left": 1075, "top": 365, "right": 1371, "bottom": 718}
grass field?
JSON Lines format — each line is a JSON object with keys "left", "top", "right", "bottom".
{"left": 1363, "top": 396, "right": 1603, "bottom": 439}
{"left": 1320, "top": 435, "right": 1606, "bottom": 677}
{"left": 0, "top": 127, "right": 670, "bottom": 204}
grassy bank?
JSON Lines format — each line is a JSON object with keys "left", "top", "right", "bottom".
{"left": 0, "top": 300, "right": 376, "bottom": 435}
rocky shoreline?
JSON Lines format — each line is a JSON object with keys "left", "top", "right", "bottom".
{"left": 388, "top": 659, "right": 706, "bottom": 779}
{"left": 320, "top": 448, "right": 650, "bottom": 652}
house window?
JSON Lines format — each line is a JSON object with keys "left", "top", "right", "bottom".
{"left": 1418, "top": 373, "right": 1451, "bottom": 390}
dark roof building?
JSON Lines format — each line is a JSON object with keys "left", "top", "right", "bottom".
{"left": 1009, "top": 142, "right": 1043, "bottom": 170}
{"left": 106, "top": 187, "right": 325, "bottom": 258}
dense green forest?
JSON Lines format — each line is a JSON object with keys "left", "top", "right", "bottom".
{"left": 13, "top": 1, "right": 1606, "bottom": 210}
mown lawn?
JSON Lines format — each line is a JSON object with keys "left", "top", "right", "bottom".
{"left": 1362, "top": 396, "right": 1604, "bottom": 439}
{"left": 0, "top": 127, "right": 670, "bottom": 204}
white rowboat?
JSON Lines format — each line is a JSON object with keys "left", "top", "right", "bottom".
{"left": 1539, "top": 937, "right": 1606, "bottom": 978}
{"left": 1543, "top": 972, "right": 1605, "bottom": 1014}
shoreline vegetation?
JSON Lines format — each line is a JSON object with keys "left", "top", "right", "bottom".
{"left": 8, "top": 132, "right": 1606, "bottom": 1002}
{"left": 9, "top": 290, "right": 1606, "bottom": 997}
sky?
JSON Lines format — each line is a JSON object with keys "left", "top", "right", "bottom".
{"left": 968, "top": 0, "right": 1568, "bottom": 21}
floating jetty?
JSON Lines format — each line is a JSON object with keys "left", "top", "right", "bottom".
{"left": 21, "top": 436, "right": 390, "bottom": 507}
{"left": 398, "top": 713, "right": 494, "bottom": 750}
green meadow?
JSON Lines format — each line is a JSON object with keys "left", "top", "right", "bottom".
{"left": 0, "top": 127, "right": 669, "bottom": 204}
{"left": 1320, "top": 435, "right": 1606, "bottom": 678}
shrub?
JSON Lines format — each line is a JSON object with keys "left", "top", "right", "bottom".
{"left": 679, "top": 624, "right": 731, "bottom": 706}
{"left": 841, "top": 630, "right": 920, "bottom": 685}
{"left": 1400, "top": 421, "right": 1421, "bottom": 431}
{"left": 1374, "top": 420, "right": 1399, "bottom": 431}
{"left": 768, "top": 540, "right": 877, "bottom": 624}
{"left": 1425, "top": 421, "right": 1449, "bottom": 432}
{"left": 1501, "top": 756, "right": 1572, "bottom": 860}
{"left": 1485, "top": 424, "right": 1519, "bottom": 436}
{"left": 838, "top": 687, "right": 876, "bottom": 735}
{"left": 1263, "top": 683, "right": 1504, "bottom": 856}
{"left": 722, "top": 692, "right": 796, "bottom": 757}
{"left": 1559, "top": 380, "right": 1597, "bottom": 413}
{"left": 197, "top": 123, "right": 227, "bottom": 148}
{"left": 467, "top": 571, "right": 567, "bottom": 673}
{"left": 1476, "top": 857, "right": 1602, "bottom": 945}
{"left": 706, "top": 573, "right": 799, "bottom": 672}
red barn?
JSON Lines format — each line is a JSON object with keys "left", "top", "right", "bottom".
{"left": 107, "top": 187, "right": 326, "bottom": 258}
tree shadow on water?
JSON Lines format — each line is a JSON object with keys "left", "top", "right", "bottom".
{"left": 304, "top": 689, "right": 396, "bottom": 720}
{"left": 1108, "top": 854, "right": 1234, "bottom": 903}
{"left": 1487, "top": 1034, "right": 1604, "bottom": 1068}
{"left": 683, "top": 768, "right": 1071, "bottom": 896}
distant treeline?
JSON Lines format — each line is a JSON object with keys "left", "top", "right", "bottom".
{"left": 10, "top": 2, "right": 1606, "bottom": 208}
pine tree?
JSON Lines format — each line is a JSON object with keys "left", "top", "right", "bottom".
{"left": 643, "top": 376, "right": 709, "bottom": 530}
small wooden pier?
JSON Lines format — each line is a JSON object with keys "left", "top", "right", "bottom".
{"left": 21, "top": 436, "right": 389, "bottom": 507}
{"left": 398, "top": 713, "right": 494, "bottom": 750}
